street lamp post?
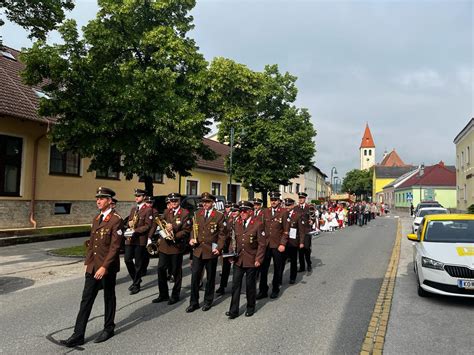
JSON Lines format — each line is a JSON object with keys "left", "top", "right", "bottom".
{"left": 228, "top": 126, "right": 235, "bottom": 203}
{"left": 330, "top": 167, "right": 338, "bottom": 194}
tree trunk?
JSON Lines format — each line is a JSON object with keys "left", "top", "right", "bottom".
{"left": 143, "top": 175, "right": 154, "bottom": 196}
{"left": 261, "top": 190, "right": 268, "bottom": 208}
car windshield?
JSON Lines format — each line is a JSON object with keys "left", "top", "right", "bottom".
{"left": 424, "top": 220, "right": 474, "bottom": 242}
{"left": 418, "top": 209, "right": 447, "bottom": 217}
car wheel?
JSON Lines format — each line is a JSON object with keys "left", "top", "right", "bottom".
{"left": 416, "top": 273, "right": 429, "bottom": 297}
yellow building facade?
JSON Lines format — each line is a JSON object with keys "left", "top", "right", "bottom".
{"left": 454, "top": 118, "right": 474, "bottom": 211}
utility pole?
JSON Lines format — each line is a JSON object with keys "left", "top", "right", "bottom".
{"left": 229, "top": 126, "right": 234, "bottom": 203}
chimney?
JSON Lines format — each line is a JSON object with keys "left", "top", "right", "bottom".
{"left": 419, "top": 163, "right": 425, "bottom": 177}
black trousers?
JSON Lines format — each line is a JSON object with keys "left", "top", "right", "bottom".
{"left": 358, "top": 213, "right": 364, "bottom": 226}
{"left": 158, "top": 252, "right": 183, "bottom": 299}
{"left": 219, "top": 257, "right": 232, "bottom": 289}
{"left": 298, "top": 247, "right": 312, "bottom": 270}
{"left": 229, "top": 265, "right": 257, "bottom": 316}
{"left": 73, "top": 272, "right": 116, "bottom": 337}
{"left": 190, "top": 256, "right": 218, "bottom": 306}
{"left": 141, "top": 252, "right": 150, "bottom": 276}
{"left": 284, "top": 246, "right": 298, "bottom": 282}
{"left": 258, "top": 247, "right": 285, "bottom": 294}
{"left": 124, "top": 245, "right": 145, "bottom": 287}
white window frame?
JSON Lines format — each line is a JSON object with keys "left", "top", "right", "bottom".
{"left": 211, "top": 181, "right": 222, "bottom": 196}
{"left": 185, "top": 178, "right": 199, "bottom": 195}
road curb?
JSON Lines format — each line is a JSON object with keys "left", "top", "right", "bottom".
{"left": 360, "top": 219, "right": 402, "bottom": 355}
{"left": 0, "top": 231, "right": 90, "bottom": 247}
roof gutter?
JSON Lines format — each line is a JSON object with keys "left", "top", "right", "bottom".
{"left": 29, "top": 122, "right": 50, "bottom": 228}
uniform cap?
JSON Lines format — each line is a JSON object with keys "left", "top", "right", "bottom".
{"left": 298, "top": 192, "right": 308, "bottom": 198}
{"left": 144, "top": 196, "right": 154, "bottom": 203}
{"left": 238, "top": 200, "right": 254, "bottom": 211}
{"left": 225, "top": 202, "right": 233, "bottom": 209}
{"left": 252, "top": 198, "right": 263, "bottom": 205}
{"left": 269, "top": 191, "right": 281, "bottom": 200}
{"left": 167, "top": 192, "right": 181, "bottom": 201}
{"left": 284, "top": 198, "right": 295, "bottom": 206}
{"left": 231, "top": 203, "right": 240, "bottom": 212}
{"left": 200, "top": 192, "right": 215, "bottom": 202}
{"left": 134, "top": 188, "right": 146, "bottom": 196}
{"left": 96, "top": 187, "right": 116, "bottom": 198}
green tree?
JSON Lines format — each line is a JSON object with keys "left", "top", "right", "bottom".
{"left": 208, "top": 59, "right": 316, "bottom": 203}
{"left": 20, "top": 0, "right": 214, "bottom": 195}
{"left": 0, "top": 0, "right": 74, "bottom": 45}
{"left": 341, "top": 168, "right": 373, "bottom": 198}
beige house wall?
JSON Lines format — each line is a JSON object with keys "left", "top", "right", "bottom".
{"left": 455, "top": 124, "right": 473, "bottom": 211}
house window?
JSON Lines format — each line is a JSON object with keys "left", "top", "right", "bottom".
{"left": 289, "top": 184, "right": 293, "bottom": 193}
{"left": 461, "top": 151, "right": 464, "bottom": 167}
{"left": 139, "top": 172, "right": 164, "bottom": 183}
{"left": 364, "top": 149, "right": 367, "bottom": 156}
{"left": 283, "top": 185, "right": 287, "bottom": 193}
{"left": 296, "top": 183, "right": 300, "bottom": 194}
{"left": 211, "top": 182, "right": 221, "bottom": 196}
{"left": 54, "top": 203, "right": 72, "bottom": 215}
{"left": 0, "top": 134, "right": 22, "bottom": 196}
{"left": 186, "top": 180, "right": 198, "bottom": 195}
{"left": 468, "top": 146, "right": 471, "bottom": 165}
{"left": 369, "top": 150, "right": 372, "bottom": 156}
{"left": 50, "top": 145, "right": 80, "bottom": 176}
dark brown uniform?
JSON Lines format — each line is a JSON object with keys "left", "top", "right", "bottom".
{"left": 189, "top": 208, "right": 226, "bottom": 308}
{"left": 228, "top": 215, "right": 266, "bottom": 316}
{"left": 74, "top": 210, "right": 123, "bottom": 338}
{"left": 284, "top": 209, "right": 305, "bottom": 282}
{"left": 295, "top": 203, "right": 312, "bottom": 271}
{"left": 258, "top": 207, "right": 289, "bottom": 297}
{"left": 157, "top": 207, "right": 192, "bottom": 301}
{"left": 217, "top": 213, "right": 235, "bottom": 293}
{"left": 125, "top": 204, "right": 153, "bottom": 290}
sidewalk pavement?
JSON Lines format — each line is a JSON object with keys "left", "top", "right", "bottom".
{"left": 384, "top": 216, "right": 474, "bottom": 354}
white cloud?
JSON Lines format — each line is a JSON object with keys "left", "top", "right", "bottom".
{"left": 394, "top": 69, "right": 445, "bottom": 88}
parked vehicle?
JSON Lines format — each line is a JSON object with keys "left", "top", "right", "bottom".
{"left": 407, "top": 214, "right": 474, "bottom": 298}
{"left": 414, "top": 201, "right": 442, "bottom": 215}
{"left": 412, "top": 207, "right": 448, "bottom": 233}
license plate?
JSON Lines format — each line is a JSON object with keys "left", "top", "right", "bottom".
{"left": 457, "top": 280, "right": 474, "bottom": 289}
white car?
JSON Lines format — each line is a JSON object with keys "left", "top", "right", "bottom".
{"left": 408, "top": 214, "right": 474, "bottom": 298}
{"left": 412, "top": 207, "right": 448, "bottom": 233}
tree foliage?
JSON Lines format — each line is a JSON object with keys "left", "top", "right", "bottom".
{"left": 208, "top": 58, "right": 316, "bottom": 198}
{"left": 0, "top": 0, "right": 74, "bottom": 45}
{"left": 341, "top": 168, "right": 373, "bottom": 197}
{"left": 20, "top": 0, "right": 214, "bottom": 194}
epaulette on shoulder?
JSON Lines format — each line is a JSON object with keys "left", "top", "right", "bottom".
{"left": 113, "top": 212, "right": 122, "bottom": 219}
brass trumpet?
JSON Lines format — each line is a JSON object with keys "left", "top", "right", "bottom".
{"left": 155, "top": 216, "right": 175, "bottom": 242}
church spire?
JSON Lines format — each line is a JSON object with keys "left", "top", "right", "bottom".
{"left": 360, "top": 123, "right": 375, "bottom": 148}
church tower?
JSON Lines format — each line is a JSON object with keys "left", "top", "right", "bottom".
{"left": 360, "top": 123, "right": 375, "bottom": 170}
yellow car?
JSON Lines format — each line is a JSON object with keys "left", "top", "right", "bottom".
{"left": 407, "top": 214, "right": 474, "bottom": 298}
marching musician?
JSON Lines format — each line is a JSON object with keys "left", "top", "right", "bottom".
{"left": 283, "top": 198, "right": 305, "bottom": 285}
{"left": 142, "top": 195, "right": 158, "bottom": 276}
{"left": 252, "top": 198, "right": 264, "bottom": 223}
{"left": 257, "top": 191, "right": 289, "bottom": 300}
{"left": 295, "top": 192, "right": 312, "bottom": 273}
{"left": 186, "top": 192, "right": 226, "bottom": 313}
{"left": 226, "top": 201, "right": 266, "bottom": 319}
{"left": 125, "top": 188, "right": 153, "bottom": 295}
{"left": 216, "top": 203, "right": 240, "bottom": 296}
{"left": 152, "top": 193, "right": 192, "bottom": 305}
{"left": 60, "top": 187, "right": 123, "bottom": 347}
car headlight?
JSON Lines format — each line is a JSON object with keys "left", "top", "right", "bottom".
{"left": 421, "top": 256, "right": 444, "bottom": 270}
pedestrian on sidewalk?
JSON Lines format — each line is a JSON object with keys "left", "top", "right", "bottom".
{"left": 60, "top": 187, "right": 123, "bottom": 348}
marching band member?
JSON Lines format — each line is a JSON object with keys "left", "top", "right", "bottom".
{"left": 225, "top": 201, "right": 266, "bottom": 319}
{"left": 186, "top": 192, "right": 226, "bottom": 313}
{"left": 283, "top": 198, "right": 305, "bottom": 284}
{"left": 295, "top": 192, "right": 312, "bottom": 273}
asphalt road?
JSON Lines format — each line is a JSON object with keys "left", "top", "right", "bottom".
{"left": 1, "top": 216, "right": 397, "bottom": 354}
{"left": 384, "top": 217, "right": 474, "bottom": 355}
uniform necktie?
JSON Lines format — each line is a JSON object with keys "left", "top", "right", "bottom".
{"left": 99, "top": 214, "right": 104, "bottom": 224}
{"left": 272, "top": 208, "right": 275, "bottom": 217}
{"left": 244, "top": 219, "right": 248, "bottom": 230}
{"left": 205, "top": 211, "right": 209, "bottom": 220}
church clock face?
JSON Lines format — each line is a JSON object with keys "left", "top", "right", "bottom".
{"left": 366, "top": 158, "right": 369, "bottom": 162}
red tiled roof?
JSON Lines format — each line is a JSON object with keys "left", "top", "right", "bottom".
{"left": 360, "top": 123, "right": 375, "bottom": 148}
{"left": 197, "top": 138, "right": 229, "bottom": 172}
{"left": 397, "top": 161, "right": 456, "bottom": 188}
{"left": 380, "top": 149, "right": 407, "bottom": 167}
{"left": 0, "top": 46, "right": 53, "bottom": 124}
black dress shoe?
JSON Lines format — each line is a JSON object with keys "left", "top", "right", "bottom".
{"left": 94, "top": 330, "right": 114, "bottom": 343}
{"left": 307, "top": 265, "right": 312, "bottom": 272}
{"left": 215, "top": 287, "right": 225, "bottom": 296}
{"left": 256, "top": 292, "right": 268, "bottom": 300}
{"left": 128, "top": 284, "right": 134, "bottom": 291}
{"left": 226, "top": 311, "right": 238, "bottom": 319}
{"left": 289, "top": 279, "right": 296, "bottom": 284}
{"left": 270, "top": 291, "right": 279, "bottom": 299}
{"left": 167, "top": 297, "right": 179, "bottom": 305}
{"left": 60, "top": 334, "right": 84, "bottom": 348}
{"left": 245, "top": 310, "right": 254, "bottom": 317}
{"left": 130, "top": 286, "right": 140, "bottom": 295}
{"left": 298, "top": 268, "right": 305, "bottom": 273}
{"left": 201, "top": 304, "right": 212, "bottom": 312}
{"left": 186, "top": 304, "right": 200, "bottom": 313}
{"left": 152, "top": 296, "right": 169, "bottom": 303}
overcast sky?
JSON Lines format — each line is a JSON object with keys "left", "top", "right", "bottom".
{"left": 2, "top": 0, "right": 473, "bottom": 180}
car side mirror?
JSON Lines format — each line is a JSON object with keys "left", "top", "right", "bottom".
{"left": 407, "top": 233, "right": 419, "bottom": 242}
